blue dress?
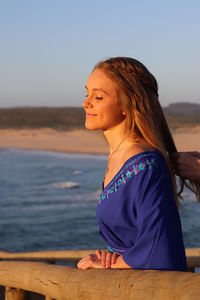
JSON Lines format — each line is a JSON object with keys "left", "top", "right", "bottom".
{"left": 96, "top": 151, "right": 187, "bottom": 271}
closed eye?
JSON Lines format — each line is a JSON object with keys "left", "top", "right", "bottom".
{"left": 95, "top": 97, "right": 103, "bottom": 100}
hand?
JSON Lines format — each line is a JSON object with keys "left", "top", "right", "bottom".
{"left": 77, "top": 253, "right": 104, "bottom": 270}
{"left": 95, "top": 249, "right": 119, "bottom": 269}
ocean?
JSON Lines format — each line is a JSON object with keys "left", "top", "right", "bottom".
{"left": 0, "top": 148, "right": 200, "bottom": 253}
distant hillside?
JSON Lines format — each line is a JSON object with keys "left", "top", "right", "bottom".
{"left": 164, "top": 102, "right": 200, "bottom": 115}
{"left": 163, "top": 102, "right": 200, "bottom": 130}
{"left": 0, "top": 102, "right": 199, "bottom": 130}
{"left": 0, "top": 107, "right": 85, "bottom": 130}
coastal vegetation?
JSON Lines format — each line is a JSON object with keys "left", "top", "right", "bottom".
{"left": 0, "top": 102, "right": 199, "bottom": 131}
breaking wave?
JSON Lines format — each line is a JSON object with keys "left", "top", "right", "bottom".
{"left": 47, "top": 181, "right": 80, "bottom": 189}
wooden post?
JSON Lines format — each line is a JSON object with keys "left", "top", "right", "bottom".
{"left": 5, "top": 287, "right": 25, "bottom": 300}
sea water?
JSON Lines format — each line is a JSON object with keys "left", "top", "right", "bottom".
{"left": 0, "top": 148, "right": 199, "bottom": 253}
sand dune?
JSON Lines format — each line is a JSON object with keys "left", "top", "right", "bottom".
{"left": 0, "top": 127, "right": 199, "bottom": 154}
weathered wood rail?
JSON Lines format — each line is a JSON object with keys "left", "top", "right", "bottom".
{"left": 0, "top": 248, "right": 200, "bottom": 299}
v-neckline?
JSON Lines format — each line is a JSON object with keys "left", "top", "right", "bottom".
{"left": 102, "top": 150, "right": 157, "bottom": 191}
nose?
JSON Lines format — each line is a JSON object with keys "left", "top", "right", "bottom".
{"left": 82, "top": 97, "right": 93, "bottom": 109}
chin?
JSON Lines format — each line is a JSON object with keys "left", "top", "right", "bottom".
{"left": 85, "top": 121, "right": 101, "bottom": 130}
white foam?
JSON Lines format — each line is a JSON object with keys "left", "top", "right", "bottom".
{"left": 47, "top": 181, "right": 80, "bottom": 189}
{"left": 72, "top": 170, "right": 82, "bottom": 175}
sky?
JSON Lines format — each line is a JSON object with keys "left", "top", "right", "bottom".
{"left": 0, "top": 0, "right": 200, "bottom": 108}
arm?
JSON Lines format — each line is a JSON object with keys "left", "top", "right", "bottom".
{"left": 119, "top": 163, "right": 187, "bottom": 271}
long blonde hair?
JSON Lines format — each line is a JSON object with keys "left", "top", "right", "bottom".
{"left": 93, "top": 57, "right": 200, "bottom": 206}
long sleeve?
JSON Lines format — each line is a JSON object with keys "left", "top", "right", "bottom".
{"left": 122, "top": 162, "right": 187, "bottom": 271}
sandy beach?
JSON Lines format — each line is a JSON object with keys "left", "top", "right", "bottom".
{"left": 0, "top": 127, "right": 199, "bottom": 154}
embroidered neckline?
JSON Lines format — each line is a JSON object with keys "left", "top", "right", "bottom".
{"left": 102, "top": 150, "right": 158, "bottom": 192}
{"left": 99, "top": 152, "right": 159, "bottom": 204}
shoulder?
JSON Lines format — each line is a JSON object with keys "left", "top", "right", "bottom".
{"left": 121, "top": 144, "right": 155, "bottom": 165}
{"left": 123, "top": 150, "right": 165, "bottom": 175}
{"left": 126, "top": 151, "right": 175, "bottom": 209}
{"left": 117, "top": 150, "right": 167, "bottom": 191}
{"left": 119, "top": 150, "right": 171, "bottom": 196}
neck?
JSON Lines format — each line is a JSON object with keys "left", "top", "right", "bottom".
{"left": 103, "top": 121, "right": 133, "bottom": 153}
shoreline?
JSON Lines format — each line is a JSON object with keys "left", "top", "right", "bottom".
{"left": 0, "top": 127, "right": 199, "bottom": 154}
{"left": 0, "top": 128, "right": 109, "bottom": 155}
{"left": 0, "top": 146, "right": 108, "bottom": 158}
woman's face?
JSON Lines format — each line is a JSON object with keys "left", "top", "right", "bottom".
{"left": 82, "top": 68, "right": 125, "bottom": 131}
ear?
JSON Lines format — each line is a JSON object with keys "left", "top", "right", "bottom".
{"left": 122, "top": 111, "right": 126, "bottom": 119}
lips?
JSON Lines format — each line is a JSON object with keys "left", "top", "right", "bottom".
{"left": 86, "top": 113, "right": 97, "bottom": 116}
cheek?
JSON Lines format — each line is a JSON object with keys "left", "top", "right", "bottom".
{"left": 102, "top": 106, "right": 124, "bottom": 127}
{"left": 108, "top": 105, "right": 124, "bottom": 122}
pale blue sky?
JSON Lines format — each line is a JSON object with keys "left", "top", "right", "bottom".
{"left": 0, "top": 0, "right": 200, "bottom": 107}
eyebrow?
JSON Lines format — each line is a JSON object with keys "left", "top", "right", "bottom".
{"left": 85, "top": 85, "right": 109, "bottom": 95}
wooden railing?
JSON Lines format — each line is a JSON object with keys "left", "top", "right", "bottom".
{"left": 0, "top": 248, "right": 200, "bottom": 299}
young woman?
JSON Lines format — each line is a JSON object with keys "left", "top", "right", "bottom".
{"left": 77, "top": 57, "right": 199, "bottom": 271}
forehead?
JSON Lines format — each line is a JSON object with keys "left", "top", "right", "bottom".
{"left": 86, "top": 69, "right": 118, "bottom": 92}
